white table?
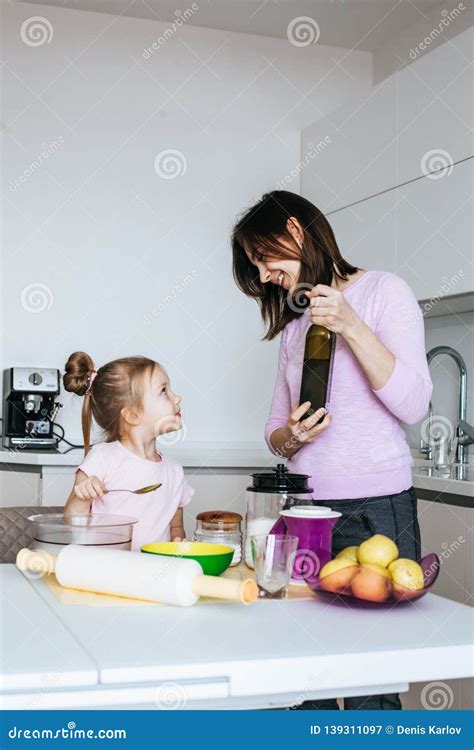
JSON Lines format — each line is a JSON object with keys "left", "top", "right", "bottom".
{"left": 0, "top": 565, "right": 472, "bottom": 710}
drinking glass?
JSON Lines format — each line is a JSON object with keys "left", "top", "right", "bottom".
{"left": 249, "top": 534, "right": 298, "bottom": 599}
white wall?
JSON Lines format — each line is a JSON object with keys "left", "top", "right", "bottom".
{"left": 2, "top": 2, "right": 371, "bottom": 452}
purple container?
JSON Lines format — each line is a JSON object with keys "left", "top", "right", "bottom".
{"left": 270, "top": 506, "right": 341, "bottom": 585}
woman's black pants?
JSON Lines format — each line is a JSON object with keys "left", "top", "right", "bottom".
{"left": 292, "top": 486, "right": 422, "bottom": 711}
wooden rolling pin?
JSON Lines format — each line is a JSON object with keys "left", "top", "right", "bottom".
{"left": 16, "top": 545, "right": 258, "bottom": 607}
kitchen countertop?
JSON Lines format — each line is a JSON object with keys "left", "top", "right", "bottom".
{"left": 0, "top": 443, "right": 271, "bottom": 469}
{"left": 411, "top": 459, "right": 473, "bottom": 507}
{"left": 0, "top": 564, "right": 473, "bottom": 710}
{"left": 1, "top": 447, "right": 472, "bottom": 506}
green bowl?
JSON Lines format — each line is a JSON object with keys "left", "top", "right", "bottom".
{"left": 140, "top": 541, "right": 234, "bottom": 576}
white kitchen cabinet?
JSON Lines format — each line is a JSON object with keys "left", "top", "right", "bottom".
{"left": 301, "top": 75, "right": 397, "bottom": 213}
{"left": 328, "top": 158, "right": 473, "bottom": 301}
{"left": 397, "top": 27, "right": 473, "bottom": 182}
{"left": 397, "top": 158, "right": 473, "bottom": 300}
{"left": 0, "top": 469, "right": 39, "bottom": 507}
{"left": 403, "top": 498, "right": 473, "bottom": 710}
{"left": 302, "top": 28, "right": 473, "bottom": 215}
{"left": 417, "top": 498, "right": 468, "bottom": 604}
{"left": 329, "top": 189, "right": 399, "bottom": 273}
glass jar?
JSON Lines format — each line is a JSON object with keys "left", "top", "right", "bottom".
{"left": 193, "top": 510, "right": 243, "bottom": 566}
{"left": 245, "top": 464, "right": 314, "bottom": 568}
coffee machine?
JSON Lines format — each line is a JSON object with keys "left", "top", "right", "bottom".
{"left": 3, "top": 368, "right": 62, "bottom": 450}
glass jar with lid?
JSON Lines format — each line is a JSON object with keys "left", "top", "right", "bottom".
{"left": 193, "top": 510, "right": 243, "bottom": 566}
{"left": 245, "top": 464, "right": 314, "bottom": 568}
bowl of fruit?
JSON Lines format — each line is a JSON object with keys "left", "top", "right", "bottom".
{"left": 306, "top": 534, "right": 440, "bottom": 606}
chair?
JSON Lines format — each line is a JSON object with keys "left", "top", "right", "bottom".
{"left": 0, "top": 506, "right": 63, "bottom": 564}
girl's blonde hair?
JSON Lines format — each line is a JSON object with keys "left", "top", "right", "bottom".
{"left": 63, "top": 352, "right": 158, "bottom": 454}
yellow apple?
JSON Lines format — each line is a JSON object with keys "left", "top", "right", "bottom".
{"left": 351, "top": 563, "right": 392, "bottom": 602}
{"left": 336, "top": 546, "right": 359, "bottom": 563}
{"left": 388, "top": 558, "right": 424, "bottom": 592}
{"left": 319, "top": 558, "right": 359, "bottom": 593}
{"left": 357, "top": 534, "right": 399, "bottom": 568}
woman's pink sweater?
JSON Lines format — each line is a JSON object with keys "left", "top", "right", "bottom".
{"left": 265, "top": 271, "right": 433, "bottom": 500}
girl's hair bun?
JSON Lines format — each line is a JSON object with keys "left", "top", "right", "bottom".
{"left": 63, "top": 351, "right": 95, "bottom": 396}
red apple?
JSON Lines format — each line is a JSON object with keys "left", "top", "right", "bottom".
{"left": 350, "top": 563, "right": 392, "bottom": 602}
{"left": 319, "top": 558, "right": 359, "bottom": 594}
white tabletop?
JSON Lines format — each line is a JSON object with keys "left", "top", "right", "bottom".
{"left": 0, "top": 566, "right": 97, "bottom": 693}
{"left": 1, "top": 564, "right": 472, "bottom": 709}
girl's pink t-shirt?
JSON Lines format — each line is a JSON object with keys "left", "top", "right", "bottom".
{"left": 265, "top": 271, "right": 433, "bottom": 500}
{"left": 78, "top": 441, "right": 194, "bottom": 551}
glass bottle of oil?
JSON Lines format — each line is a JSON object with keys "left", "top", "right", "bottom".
{"left": 299, "top": 325, "right": 335, "bottom": 421}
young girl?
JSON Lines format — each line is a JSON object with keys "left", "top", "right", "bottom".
{"left": 63, "top": 351, "right": 193, "bottom": 551}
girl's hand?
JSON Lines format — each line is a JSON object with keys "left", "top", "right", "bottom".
{"left": 286, "top": 402, "right": 332, "bottom": 446}
{"left": 74, "top": 475, "right": 107, "bottom": 501}
{"left": 305, "top": 284, "right": 358, "bottom": 336}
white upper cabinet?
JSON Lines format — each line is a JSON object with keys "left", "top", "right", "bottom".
{"left": 397, "top": 28, "right": 473, "bottom": 182}
{"left": 329, "top": 190, "right": 399, "bottom": 275}
{"left": 397, "top": 158, "right": 473, "bottom": 300}
{"left": 328, "top": 158, "right": 473, "bottom": 300}
{"left": 302, "top": 27, "right": 473, "bottom": 301}
{"left": 301, "top": 28, "right": 473, "bottom": 205}
{"left": 301, "top": 76, "right": 398, "bottom": 214}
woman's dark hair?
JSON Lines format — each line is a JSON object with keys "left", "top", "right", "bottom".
{"left": 232, "top": 190, "right": 358, "bottom": 340}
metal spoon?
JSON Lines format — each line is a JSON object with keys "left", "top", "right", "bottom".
{"left": 107, "top": 483, "right": 162, "bottom": 495}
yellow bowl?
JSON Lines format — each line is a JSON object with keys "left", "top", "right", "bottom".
{"left": 141, "top": 541, "right": 234, "bottom": 576}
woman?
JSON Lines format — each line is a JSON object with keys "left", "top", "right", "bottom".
{"left": 232, "top": 190, "right": 432, "bottom": 711}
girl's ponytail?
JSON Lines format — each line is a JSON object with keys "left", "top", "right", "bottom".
{"left": 63, "top": 351, "right": 95, "bottom": 455}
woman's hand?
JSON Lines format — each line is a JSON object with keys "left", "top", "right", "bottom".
{"left": 287, "top": 402, "right": 332, "bottom": 445}
{"left": 305, "top": 284, "right": 358, "bottom": 337}
{"left": 269, "top": 402, "right": 332, "bottom": 459}
{"left": 74, "top": 475, "right": 107, "bottom": 501}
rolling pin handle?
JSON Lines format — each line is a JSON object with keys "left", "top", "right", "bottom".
{"left": 192, "top": 574, "right": 258, "bottom": 604}
{"left": 16, "top": 548, "right": 57, "bottom": 576}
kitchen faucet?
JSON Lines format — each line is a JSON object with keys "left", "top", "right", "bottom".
{"left": 420, "top": 346, "right": 473, "bottom": 464}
